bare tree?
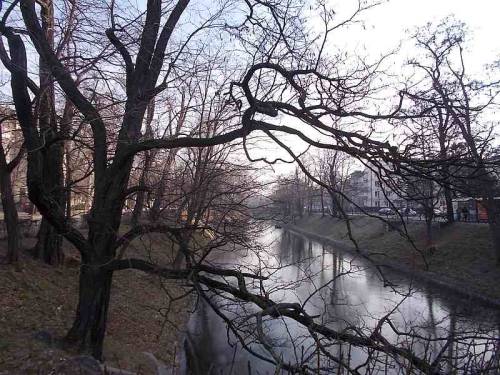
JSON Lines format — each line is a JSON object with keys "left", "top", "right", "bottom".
{"left": 318, "top": 149, "right": 354, "bottom": 217}
{"left": 399, "top": 93, "right": 460, "bottom": 223}
{"left": 0, "top": 108, "right": 24, "bottom": 264}
{"left": 404, "top": 19, "right": 500, "bottom": 261}
{"left": 130, "top": 100, "right": 155, "bottom": 225}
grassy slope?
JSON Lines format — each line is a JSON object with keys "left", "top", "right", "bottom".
{"left": 0, "top": 232, "right": 190, "bottom": 374}
{"left": 293, "top": 214, "right": 500, "bottom": 300}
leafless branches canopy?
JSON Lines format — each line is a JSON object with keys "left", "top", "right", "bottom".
{"left": 0, "top": 0, "right": 498, "bottom": 373}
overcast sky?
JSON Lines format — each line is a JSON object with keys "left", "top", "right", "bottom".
{"left": 333, "top": 0, "right": 500, "bottom": 71}
{"left": 257, "top": 0, "right": 500, "bottom": 177}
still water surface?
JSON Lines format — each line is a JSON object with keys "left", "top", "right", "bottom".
{"left": 179, "top": 228, "right": 499, "bottom": 374}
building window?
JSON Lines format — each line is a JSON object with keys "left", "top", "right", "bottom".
{"left": 374, "top": 191, "right": 379, "bottom": 197}
{"left": 375, "top": 181, "right": 381, "bottom": 187}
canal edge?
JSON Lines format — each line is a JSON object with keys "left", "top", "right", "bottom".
{"left": 281, "top": 223, "right": 500, "bottom": 310}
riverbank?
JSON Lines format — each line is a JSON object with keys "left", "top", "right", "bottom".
{"left": 285, "top": 215, "right": 500, "bottom": 306}
{"left": 0, "top": 232, "right": 190, "bottom": 373}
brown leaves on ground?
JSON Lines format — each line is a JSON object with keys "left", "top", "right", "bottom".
{"left": 0, "top": 234, "right": 191, "bottom": 374}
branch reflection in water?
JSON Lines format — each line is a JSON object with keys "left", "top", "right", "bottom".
{"left": 179, "top": 227, "right": 500, "bottom": 374}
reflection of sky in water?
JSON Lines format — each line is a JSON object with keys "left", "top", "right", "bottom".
{"left": 180, "top": 228, "right": 499, "bottom": 374}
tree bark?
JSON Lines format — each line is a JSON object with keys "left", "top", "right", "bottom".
{"left": 65, "top": 265, "right": 113, "bottom": 360}
{"left": 65, "top": 156, "right": 72, "bottom": 220}
{"left": 34, "top": 219, "right": 64, "bottom": 265}
{"left": 0, "top": 167, "right": 20, "bottom": 263}
{"left": 131, "top": 150, "right": 152, "bottom": 225}
{"left": 443, "top": 185, "right": 454, "bottom": 223}
{"left": 149, "top": 187, "right": 163, "bottom": 222}
{"left": 330, "top": 192, "right": 339, "bottom": 218}
{"left": 131, "top": 175, "right": 147, "bottom": 225}
{"left": 33, "top": 0, "right": 65, "bottom": 265}
{"left": 131, "top": 101, "right": 155, "bottom": 225}
{"left": 0, "top": 123, "right": 22, "bottom": 264}
{"left": 149, "top": 152, "right": 176, "bottom": 222}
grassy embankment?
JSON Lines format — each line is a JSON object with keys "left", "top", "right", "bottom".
{"left": 0, "top": 230, "right": 190, "bottom": 374}
{"left": 290, "top": 215, "right": 500, "bottom": 301}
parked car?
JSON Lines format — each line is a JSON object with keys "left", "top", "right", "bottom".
{"left": 433, "top": 208, "right": 446, "bottom": 217}
{"left": 400, "top": 207, "right": 417, "bottom": 216}
{"left": 378, "top": 207, "right": 394, "bottom": 215}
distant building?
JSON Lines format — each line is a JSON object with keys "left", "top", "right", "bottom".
{"left": 346, "top": 165, "right": 406, "bottom": 210}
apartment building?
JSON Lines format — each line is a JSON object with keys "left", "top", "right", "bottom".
{"left": 347, "top": 166, "right": 407, "bottom": 210}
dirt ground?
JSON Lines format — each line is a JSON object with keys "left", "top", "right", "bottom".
{"left": 0, "top": 232, "right": 191, "bottom": 374}
{"left": 292, "top": 214, "right": 500, "bottom": 300}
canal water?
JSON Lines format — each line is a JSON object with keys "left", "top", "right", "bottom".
{"left": 179, "top": 228, "right": 499, "bottom": 374}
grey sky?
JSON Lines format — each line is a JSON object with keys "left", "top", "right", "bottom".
{"left": 334, "top": 0, "right": 499, "bottom": 70}
{"left": 256, "top": 0, "right": 500, "bottom": 177}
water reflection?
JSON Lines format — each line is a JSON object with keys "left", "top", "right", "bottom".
{"left": 180, "top": 228, "right": 499, "bottom": 374}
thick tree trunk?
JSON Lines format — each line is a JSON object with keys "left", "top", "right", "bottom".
{"left": 149, "top": 153, "right": 175, "bottom": 222}
{"left": 0, "top": 124, "right": 21, "bottom": 264}
{"left": 66, "top": 155, "right": 133, "bottom": 359}
{"left": 131, "top": 151, "right": 152, "bottom": 225}
{"left": 132, "top": 102, "right": 155, "bottom": 225}
{"left": 149, "top": 191, "right": 163, "bottom": 222}
{"left": 34, "top": 218, "right": 64, "bottom": 265}
{"left": 149, "top": 168, "right": 171, "bottom": 222}
{"left": 131, "top": 192, "right": 145, "bottom": 225}
{"left": 329, "top": 192, "right": 339, "bottom": 218}
{"left": 33, "top": 145, "right": 65, "bottom": 264}
{"left": 0, "top": 168, "right": 20, "bottom": 263}
{"left": 65, "top": 149, "right": 72, "bottom": 220}
{"left": 66, "top": 265, "right": 113, "bottom": 360}
{"left": 423, "top": 199, "right": 434, "bottom": 248}
{"left": 437, "top": 113, "right": 454, "bottom": 224}
{"left": 32, "top": 0, "right": 65, "bottom": 265}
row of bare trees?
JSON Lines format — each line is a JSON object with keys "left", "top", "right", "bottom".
{"left": 398, "top": 19, "right": 500, "bottom": 251}
{"left": 273, "top": 19, "right": 500, "bottom": 251}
